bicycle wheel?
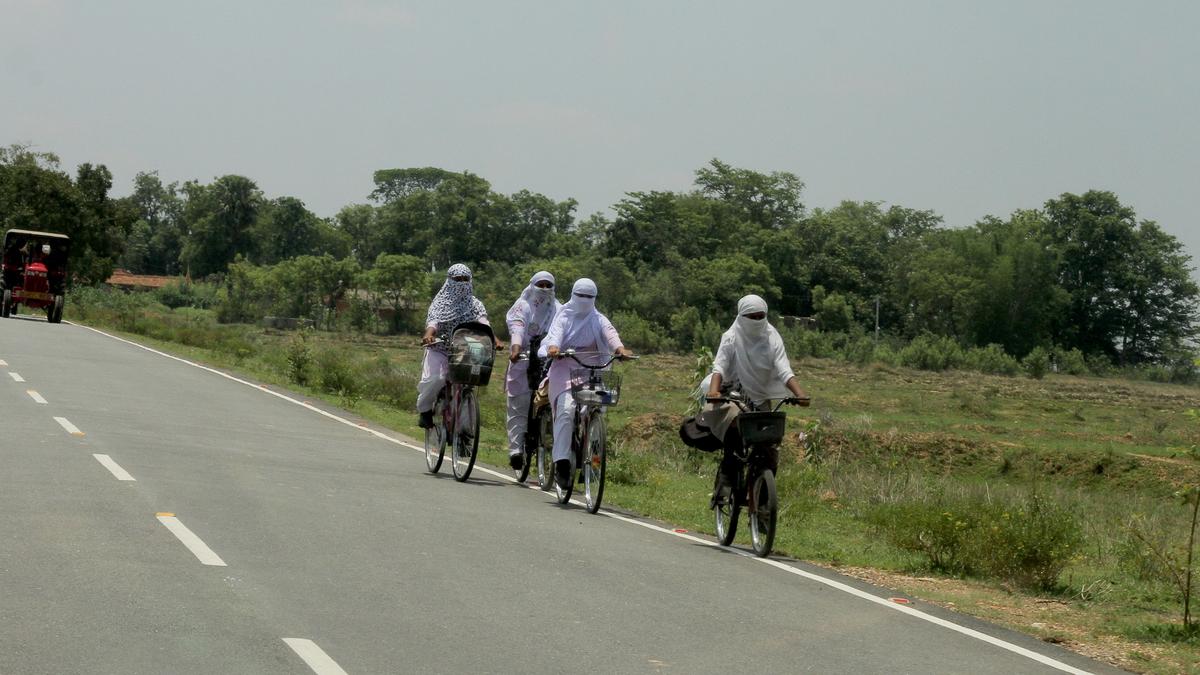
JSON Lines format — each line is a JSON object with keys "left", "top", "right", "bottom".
{"left": 713, "top": 472, "right": 739, "bottom": 546}
{"left": 582, "top": 411, "right": 607, "bottom": 514}
{"left": 424, "top": 394, "right": 447, "bottom": 473}
{"left": 535, "top": 408, "right": 554, "bottom": 491}
{"left": 452, "top": 388, "right": 480, "bottom": 482}
{"left": 748, "top": 468, "right": 778, "bottom": 557}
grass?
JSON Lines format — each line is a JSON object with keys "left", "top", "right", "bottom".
{"left": 66, "top": 295, "right": 1200, "bottom": 673}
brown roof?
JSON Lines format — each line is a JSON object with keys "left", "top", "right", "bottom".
{"left": 106, "top": 269, "right": 179, "bottom": 289}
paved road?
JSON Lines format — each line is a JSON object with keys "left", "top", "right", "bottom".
{"left": 0, "top": 316, "right": 1124, "bottom": 674}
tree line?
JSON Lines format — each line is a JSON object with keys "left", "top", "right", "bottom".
{"left": 2, "top": 144, "right": 1196, "bottom": 368}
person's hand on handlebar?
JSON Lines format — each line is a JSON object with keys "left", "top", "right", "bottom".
{"left": 421, "top": 326, "right": 437, "bottom": 346}
{"left": 509, "top": 343, "right": 522, "bottom": 363}
{"left": 616, "top": 347, "right": 635, "bottom": 360}
{"left": 785, "top": 377, "right": 811, "bottom": 406}
{"left": 547, "top": 345, "right": 560, "bottom": 359}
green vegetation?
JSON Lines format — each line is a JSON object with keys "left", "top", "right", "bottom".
{"left": 66, "top": 290, "right": 1200, "bottom": 672}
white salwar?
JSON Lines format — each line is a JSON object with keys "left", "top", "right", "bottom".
{"left": 504, "top": 271, "right": 561, "bottom": 456}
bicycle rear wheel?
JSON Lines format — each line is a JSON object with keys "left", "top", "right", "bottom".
{"left": 424, "top": 394, "right": 446, "bottom": 473}
{"left": 748, "top": 468, "right": 778, "bottom": 557}
{"left": 451, "top": 388, "right": 480, "bottom": 482}
{"left": 713, "top": 472, "right": 739, "bottom": 546}
{"left": 582, "top": 411, "right": 607, "bottom": 514}
{"left": 535, "top": 408, "right": 553, "bottom": 491}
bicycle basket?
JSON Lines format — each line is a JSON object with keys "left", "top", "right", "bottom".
{"left": 448, "top": 322, "right": 495, "bottom": 386}
{"left": 738, "top": 411, "right": 786, "bottom": 446}
{"left": 569, "top": 368, "right": 621, "bottom": 407}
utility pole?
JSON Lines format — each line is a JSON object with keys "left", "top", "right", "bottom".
{"left": 874, "top": 296, "right": 881, "bottom": 344}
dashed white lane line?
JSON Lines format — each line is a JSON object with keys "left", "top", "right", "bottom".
{"left": 0, "top": 359, "right": 8, "bottom": 366}
{"left": 76, "top": 322, "right": 1095, "bottom": 675}
{"left": 53, "top": 416, "right": 84, "bottom": 436}
{"left": 156, "top": 513, "right": 227, "bottom": 566}
{"left": 27, "top": 389, "right": 47, "bottom": 404}
{"left": 93, "top": 454, "right": 136, "bottom": 481}
{"left": 283, "top": 638, "right": 349, "bottom": 675}
{"left": 9, "top": 371, "right": 24, "bottom": 382}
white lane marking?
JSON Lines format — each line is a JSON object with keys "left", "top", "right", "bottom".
{"left": 93, "top": 454, "right": 136, "bottom": 481}
{"left": 9, "top": 371, "right": 24, "bottom": 382}
{"left": 0, "top": 359, "right": 8, "bottom": 366}
{"left": 283, "top": 638, "right": 349, "bottom": 675}
{"left": 53, "top": 416, "right": 84, "bottom": 436}
{"left": 77, "top": 322, "right": 1094, "bottom": 675}
{"left": 156, "top": 514, "right": 227, "bottom": 566}
{"left": 27, "top": 389, "right": 47, "bottom": 404}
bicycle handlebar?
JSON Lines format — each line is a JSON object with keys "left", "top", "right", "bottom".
{"left": 552, "top": 349, "right": 638, "bottom": 369}
{"left": 704, "top": 395, "right": 810, "bottom": 412}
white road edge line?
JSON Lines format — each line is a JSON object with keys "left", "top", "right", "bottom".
{"left": 9, "top": 371, "right": 25, "bottom": 382}
{"left": 283, "top": 638, "right": 349, "bottom": 675}
{"left": 76, "top": 322, "right": 1093, "bottom": 675}
{"left": 53, "top": 416, "right": 84, "bottom": 436}
{"left": 0, "top": 359, "right": 8, "bottom": 366}
{"left": 156, "top": 514, "right": 227, "bottom": 566}
{"left": 27, "top": 389, "right": 47, "bottom": 404}
{"left": 93, "top": 454, "right": 136, "bottom": 481}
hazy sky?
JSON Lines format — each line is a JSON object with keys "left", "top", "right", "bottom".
{"left": 3, "top": 0, "right": 1197, "bottom": 270}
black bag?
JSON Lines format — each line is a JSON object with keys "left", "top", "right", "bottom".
{"left": 679, "top": 416, "right": 723, "bottom": 452}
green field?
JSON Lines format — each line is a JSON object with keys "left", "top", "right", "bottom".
{"left": 68, "top": 296, "right": 1200, "bottom": 673}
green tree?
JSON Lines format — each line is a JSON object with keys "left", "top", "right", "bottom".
{"left": 179, "top": 175, "right": 263, "bottom": 277}
{"left": 367, "top": 253, "right": 426, "bottom": 333}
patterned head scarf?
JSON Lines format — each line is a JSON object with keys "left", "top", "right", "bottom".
{"left": 426, "top": 263, "right": 487, "bottom": 329}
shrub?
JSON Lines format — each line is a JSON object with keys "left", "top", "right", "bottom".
{"left": 1023, "top": 346, "right": 1050, "bottom": 379}
{"left": 865, "top": 486, "right": 1081, "bottom": 589}
{"left": 899, "top": 334, "right": 964, "bottom": 371}
{"left": 362, "top": 355, "right": 417, "bottom": 409}
{"left": 1054, "top": 347, "right": 1090, "bottom": 376}
{"left": 842, "top": 336, "right": 876, "bottom": 366}
{"left": 285, "top": 331, "right": 313, "bottom": 386}
{"left": 314, "top": 346, "right": 360, "bottom": 396}
{"left": 963, "top": 344, "right": 1020, "bottom": 376}
{"left": 611, "top": 310, "right": 675, "bottom": 353}
{"left": 155, "top": 280, "right": 218, "bottom": 310}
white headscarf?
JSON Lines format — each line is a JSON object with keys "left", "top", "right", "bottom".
{"left": 506, "top": 270, "right": 561, "bottom": 338}
{"left": 426, "top": 263, "right": 487, "bottom": 329}
{"left": 556, "top": 278, "right": 607, "bottom": 352}
{"left": 724, "top": 294, "right": 792, "bottom": 400}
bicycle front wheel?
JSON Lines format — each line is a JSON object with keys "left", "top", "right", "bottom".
{"left": 452, "top": 388, "right": 480, "bottom": 482}
{"left": 582, "top": 411, "right": 607, "bottom": 514}
{"left": 714, "top": 472, "right": 739, "bottom": 546}
{"left": 748, "top": 468, "right": 778, "bottom": 557}
{"left": 424, "top": 395, "right": 446, "bottom": 473}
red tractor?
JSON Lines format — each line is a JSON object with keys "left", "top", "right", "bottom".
{"left": 1, "top": 229, "right": 70, "bottom": 323}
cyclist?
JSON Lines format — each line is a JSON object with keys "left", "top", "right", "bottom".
{"left": 416, "top": 264, "right": 498, "bottom": 429}
{"left": 543, "top": 279, "right": 634, "bottom": 490}
{"left": 504, "top": 271, "right": 562, "bottom": 469}
{"left": 701, "top": 294, "right": 809, "bottom": 504}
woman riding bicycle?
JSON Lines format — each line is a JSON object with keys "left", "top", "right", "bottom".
{"left": 504, "top": 271, "right": 562, "bottom": 469}
{"left": 416, "top": 264, "right": 499, "bottom": 429}
{"left": 701, "top": 294, "right": 810, "bottom": 504}
{"left": 543, "top": 278, "right": 633, "bottom": 490}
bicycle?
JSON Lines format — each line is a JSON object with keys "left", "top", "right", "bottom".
{"left": 705, "top": 392, "right": 808, "bottom": 557}
{"left": 552, "top": 350, "right": 637, "bottom": 513}
{"left": 423, "top": 321, "right": 495, "bottom": 482}
{"left": 511, "top": 335, "right": 555, "bottom": 491}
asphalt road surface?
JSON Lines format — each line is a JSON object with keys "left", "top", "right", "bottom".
{"left": 0, "top": 316, "right": 1125, "bottom": 674}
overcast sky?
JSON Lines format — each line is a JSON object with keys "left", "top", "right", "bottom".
{"left": 3, "top": 0, "right": 1197, "bottom": 270}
